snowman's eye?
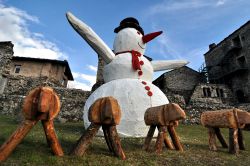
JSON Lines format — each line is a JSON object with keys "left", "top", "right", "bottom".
{"left": 137, "top": 31, "right": 141, "bottom": 35}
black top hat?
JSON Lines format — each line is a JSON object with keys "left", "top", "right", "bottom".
{"left": 114, "top": 17, "right": 144, "bottom": 35}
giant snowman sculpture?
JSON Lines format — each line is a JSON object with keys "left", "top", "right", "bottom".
{"left": 66, "top": 12, "right": 188, "bottom": 137}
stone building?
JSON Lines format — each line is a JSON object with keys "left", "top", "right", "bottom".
{"left": 204, "top": 20, "right": 250, "bottom": 103}
{"left": 11, "top": 56, "right": 73, "bottom": 87}
{"left": 153, "top": 66, "right": 203, "bottom": 106}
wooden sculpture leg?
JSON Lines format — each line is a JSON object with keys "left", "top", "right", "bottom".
{"left": 238, "top": 129, "right": 245, "bottom": 150}
{"left": 107, "top": 125, "right": 126, "bottom": 160}
{"left": 162, "top": 126, "right": 174, "bottom": 150}
{"left": 208, "top": 127, "right": 217, "bottom": 151}
{"left": 71, "top": 123, "right": 101, "bottom": 156}
{"left": 167, "top": 126, "right": 183, "bottom": 152}
{"left": 214, "top": 128, "right": 228, "bottom": 148}
{"left": 42, "top": 120, "right": 64, "bottom": 156}
{"left": 229, "top": 128, "right": 239, "bottom": 155}
{"left": 155, "top": 126, "right": 164, "bottom": 154}
{"left": 102, "top": 125, "right": 113, "bottom": 152}
{"left": 143, "top": 125, "right": 156, "bottom": 151}
{"left": 0, "top": 120, "right": 37, "bottom": 162}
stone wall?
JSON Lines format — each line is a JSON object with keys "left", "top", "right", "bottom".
{"left": 3, "top": 75, "right": 60, "bottom": 96}
{"left": 0, "top": 42, "right": 13, "bottom": 94}
{"left": 0, "top": 77, "right": 7, "bottom": 94}
{"left": 0, "top": 42, "right": 13, "bottom": 76}
{"left": 0, "top": 75, "right": 91, "bottom": 122}
{"left": 53, "top": 87, "right": 91, "bottom": 122}
{"left": 184, "top": 103, "right": 234, "bottom": 124}
{"left": 0, "top": 94, "right": 24, "bottom": 117}
{"left": 184, "top": 100, "right": 250, "bottom": 124}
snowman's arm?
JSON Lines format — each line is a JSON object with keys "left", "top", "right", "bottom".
{"left": 66, "top": 12, "right": 115, "bottom": 63}
{"left": 151, "top": 60, "right": 189, "bottom": 72}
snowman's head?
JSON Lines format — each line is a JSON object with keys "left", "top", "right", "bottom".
{"left": 113, "top": 17, "right": 162, "bottom": 56}
{"left": 113, "top": 28, "right": 146, "bottom": 55}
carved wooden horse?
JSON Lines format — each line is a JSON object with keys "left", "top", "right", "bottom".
{"left": 71, "top": 96, "right": 126, "bottom": 160}
{"left": 0, "top": 87, "right": 63, "bottom": 162}
{"left": 143, "top": 103, "right": 186, "bottom": 154}
{"left": 201, "top": 109, "right": 250, "bottom": 154}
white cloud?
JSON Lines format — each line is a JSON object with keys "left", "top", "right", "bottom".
{"left": 67, "top": 80, "right": 92, "bottom": 91}
{"left": 216, "top": 0, "right": 227, "bottom": 6}
{"left": 149, "top": 0, "right": 228, "bottom": 14}
{"left": 0, "top": 4, "right": 67, "bottom": 60}
{"left": 152, "top": 33, "right": 207, "bottom": 70}
{"left": 68, "top": 72, "right": 96, "bottom": 91}
{"left": 79, "top": 73, "right": 96, "bottom": 85}
{"left": 154, "top": 33, "right": 185, "bottom": 60}
{"left": 87, "top": 65, "right": 97, "bottom": 72}
{"left": 72, "top": 72, "right": 96, "bottom": 84}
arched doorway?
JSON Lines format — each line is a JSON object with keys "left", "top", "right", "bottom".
{"left": 236, "top": 90, "right": 246, "bottom": 103}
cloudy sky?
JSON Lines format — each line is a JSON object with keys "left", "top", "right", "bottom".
{"left": 0, "top": 0, "right": 249, "bottom": 90}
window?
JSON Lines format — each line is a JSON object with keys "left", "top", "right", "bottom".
{"left": 216, "top": 88, "right": 220, "bottom": 97}
{"left": 216, "top": 88, "right": 224, "bottom": 98}
{"left": 236, "top": 90, "right": 246, "bottom": 103}
{"left": 207, "top": 88, "right": 211, "bottom": 97}
{"left": 220, "top": 89, "right": 224, "bottom": 98}
{"left": 14, "top": 65, "right": 21, "bottom": 73}
{"left": 203, "top": 88, "right": 206, "bottom": 96}
{"left": 203, "top": 87, "right": 211, "bottom": 97}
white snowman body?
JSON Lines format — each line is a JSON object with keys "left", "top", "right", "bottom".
{"left": 83, "top": 28, "right": 169, "bottom": 137}
{"left": 66, "top": 12, "right": 188, "bottom": 137}
{"left": 83, "top": 79, "right": 169, "bottom": 137}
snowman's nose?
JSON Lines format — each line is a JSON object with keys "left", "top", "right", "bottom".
{"left": 142, "top": 31, "right": 163, "bottom": 44}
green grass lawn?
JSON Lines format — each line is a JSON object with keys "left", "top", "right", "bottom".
{"left": 0, "top": 115, "right": 250, "bottom": 166}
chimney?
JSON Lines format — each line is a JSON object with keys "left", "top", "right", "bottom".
{"left": 91, "top": 54, "right": 105, "bottom": 92}
{"left": 209, "top": 43, "right": 216, "bottom": 50}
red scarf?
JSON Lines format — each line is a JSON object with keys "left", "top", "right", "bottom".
{"left": 115, "top": 50, "right": 141, "bottom": 70}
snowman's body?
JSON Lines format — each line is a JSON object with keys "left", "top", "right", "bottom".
{"left": 83, "top": 53, "right": 169, "bottom": 137}
{"left": 66, "top": 13, "right": 187, "bottom": 137}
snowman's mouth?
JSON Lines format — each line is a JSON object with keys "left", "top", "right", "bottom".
{"left": 138, "top": 42, "right": 145, "bottom": 49}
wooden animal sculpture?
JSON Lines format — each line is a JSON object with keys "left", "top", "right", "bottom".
{"left": 143, "top": 103, "right": 186, "bottom": 154}
{"left": 0, "top": 87, "right": 63, "bottom": 162}
{"left": 201, "top": 108, "right": 250, "bottom": 154}
{"left": 71, "top": 96, "right": 126, "bottom": 160}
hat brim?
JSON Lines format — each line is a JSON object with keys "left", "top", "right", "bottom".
{"left": 114, "top": 22, "right": 144, "bottom": 35}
